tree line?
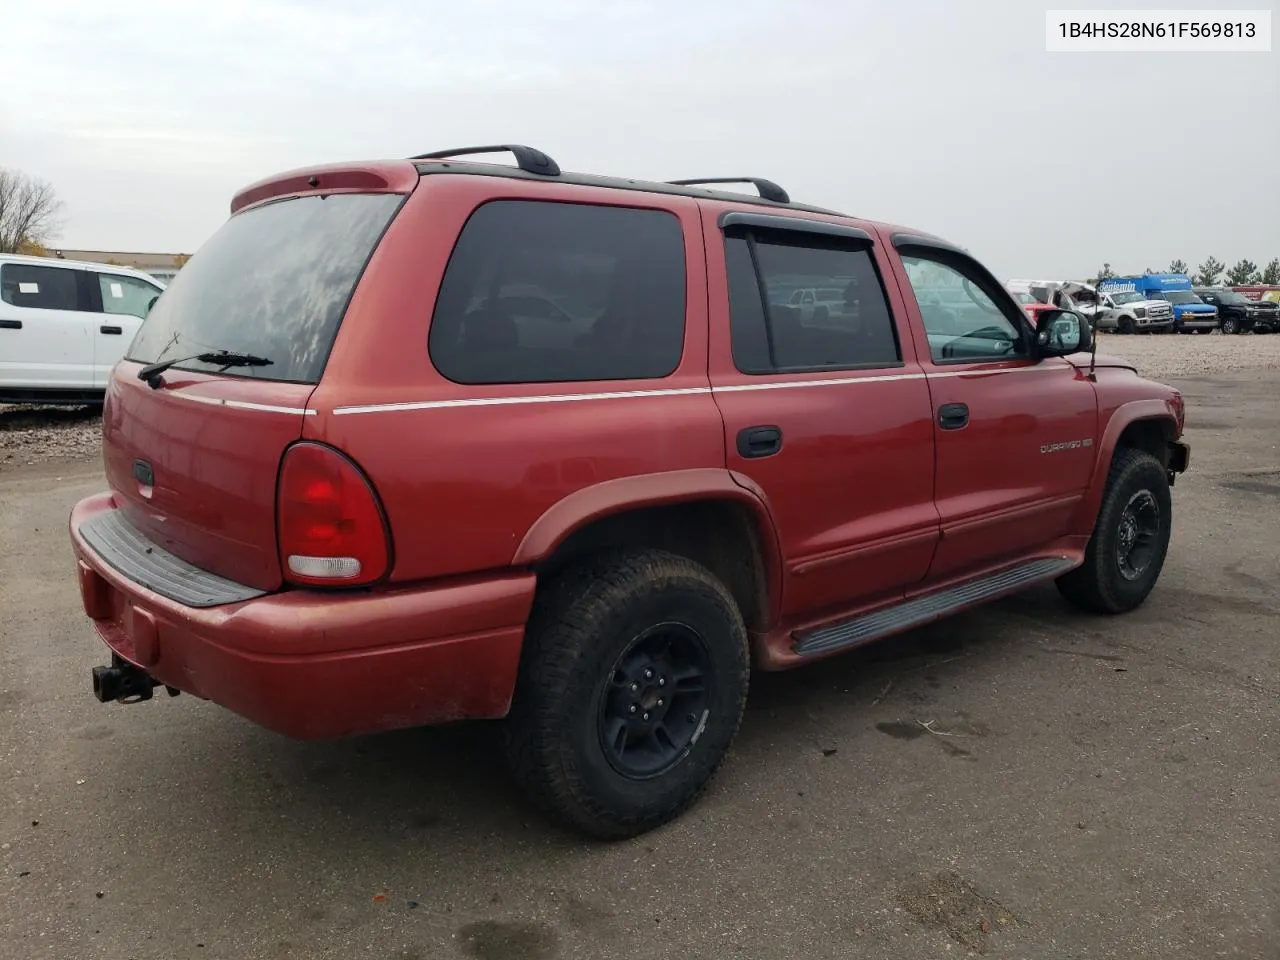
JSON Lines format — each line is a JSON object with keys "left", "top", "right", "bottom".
{"left": 1093, "top": 257, "right": 1280, "bottom": 287}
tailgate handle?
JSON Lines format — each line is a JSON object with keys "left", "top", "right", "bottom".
{"left": 0, "top": 319, "right": 21, "bottom": 330}
{"left": 937, "top": 403, "right": 969, "bottom": 430}
{"left": 737, "top": 425, "right": 783, "bottom": 459}
{"left": 100, "top": 324, "right": 123, "bottom": 335}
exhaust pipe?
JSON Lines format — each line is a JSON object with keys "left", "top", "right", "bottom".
{"left": 91, "top": 654, "right": 163, "bottom": 703}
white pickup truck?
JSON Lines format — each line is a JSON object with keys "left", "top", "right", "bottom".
{"left": 0, "top": 253, "right": 166, "bottom": 405}
{"left": 1006, "top": 279, "right": 1173, "bottom": 334}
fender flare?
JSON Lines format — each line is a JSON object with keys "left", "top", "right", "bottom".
{"left": 1071, "top": 399, "right": 1177, "bottom": 534}
{"left": 511, "top": 468, "right": 785, "bottom": 625}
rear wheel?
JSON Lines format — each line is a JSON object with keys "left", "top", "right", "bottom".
{"left": 1057, "top": 448, "right": 1172, "bottom": 614}
{"left": 504, "top": 549, "right": 750, "bottom": 839}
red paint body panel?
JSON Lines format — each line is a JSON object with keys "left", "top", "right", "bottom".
{"left": 877, "top": 240, "right": 1101, "bottom": 579}
{"left": 307, "top": 176, "right": 723, "bottom": 583}
{"left": 101, "top": 368, "right": 314, "bottom": 591}
{"left": 70, "top": 493, "right": 533, "bottom": 737}
{"left": 699, "top": 204, "right": 941, "bottom": 624}
{"left": 67, "top": 158, "right": 1190, "bottom": 740}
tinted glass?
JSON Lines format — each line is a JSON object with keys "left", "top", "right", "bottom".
{"left": 0, "top": 263, "right": 82, "bottom": 311}
{"left": 429, "top": 200, "right": 686, "bottom": 385}
{"left": 99, "top": 273, "right": 162, "bottom": 319}
{"left": 126, "top": 193, "right": 403, "bottom": 383}
{"left": 900, "top": 254, "right": 1026, "bottom": 362}
{"left": 724, "top": 233, "right": 900, "bottom": 373}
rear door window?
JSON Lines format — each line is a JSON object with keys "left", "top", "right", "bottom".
{"left": 0, "top": 263, "right": 85, "bottom": 311}
{"left": 428, "top": 200, "right": 687, "bottom": 385}
{"left": 126, "top": 192, "right": 404, "bottom": 383}
{"left": 723, "top": 229, "right": 901, "bottom": 373}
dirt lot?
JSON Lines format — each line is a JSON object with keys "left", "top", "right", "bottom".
{"left": 1, "top": 339, "right": 1277, "bottom": 959}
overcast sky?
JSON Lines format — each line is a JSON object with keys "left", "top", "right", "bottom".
{"left": 2, "top": 0, "right": 1276, "bottom": 280}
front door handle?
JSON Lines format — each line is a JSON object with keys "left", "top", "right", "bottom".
{"left": 100, "top": 325, "right": 123, "bottom": 335}
{"left": 737, "top": 425, "right": 783, "bottom": 459}
{"left": 937, "top": 402, "right": 969, "bottom": 430}
{"left": 0, "top": 319, "right": 21, "bottom": 330}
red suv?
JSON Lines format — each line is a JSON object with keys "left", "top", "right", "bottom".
{"left": 69, "top": 145, "right": 1190, "bottom": 838}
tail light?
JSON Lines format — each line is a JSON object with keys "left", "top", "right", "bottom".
{"left": 277, "top": 442, "right": 391, "bottom": 587}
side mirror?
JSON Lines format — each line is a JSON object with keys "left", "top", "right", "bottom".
{"left": 1035, "top": 309, "right": 1091, "bottom": 357}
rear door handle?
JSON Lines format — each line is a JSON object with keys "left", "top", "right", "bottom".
{"left": 100, "top": 325, "right": 123, "bottom": 335}
{"left": 737, "top": 425, "right": 783, "bottom": 459}
{"left": 937, "top": 402, "right": 969, "bottom": 430}
{"left": 0, "top": 319, "right": 21, "bottom": 330}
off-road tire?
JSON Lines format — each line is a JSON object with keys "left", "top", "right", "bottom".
{"left": 503, "top": 549, "right": 750, "bottom": 839}
{"left": 1056, "top": 448, "right": 1172, "bottom": 614}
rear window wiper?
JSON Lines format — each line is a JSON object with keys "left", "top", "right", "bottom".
{"left": 138, "top": 351, "right": 274, "bottom": 388}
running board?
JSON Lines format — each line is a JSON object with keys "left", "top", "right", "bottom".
{"left": 793, "top": 557, "right": 1077, "bottom": 657}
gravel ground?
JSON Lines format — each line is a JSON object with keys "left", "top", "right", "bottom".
{"left": 2, "top": 332, "right": 1277, "bottom": 468}
{"left": 1093, "top": 329, "right": 1280, "bottom": 380}
{"left": 0, "top": 405, "right": 102, "bottom": 469}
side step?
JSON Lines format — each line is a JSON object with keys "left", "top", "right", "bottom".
{"left": 793, "top": 557, "right": 1077, "bottom": 657}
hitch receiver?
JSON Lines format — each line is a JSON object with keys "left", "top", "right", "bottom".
{"left": 91, "top": 653, "right": 162, "bottom": 704}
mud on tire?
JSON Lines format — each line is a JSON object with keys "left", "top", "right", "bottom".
{"left": 1056, "top": 447, "right": 1173, "bottom": 614}
{"left": 503, "top": 548, "right": 750, "bottom": 839}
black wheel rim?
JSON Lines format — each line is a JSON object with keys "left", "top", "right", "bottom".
{"left": 1116, "top": 489, "right": 1161, "bottom": 581}
{"left": 597, "top": 622, "right": 712, "bottom": 780}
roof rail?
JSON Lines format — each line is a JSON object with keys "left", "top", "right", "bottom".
{"left": 666, "top": 177, "right": 790, "bottom": 204}
{"left": 410, "top": 144, "right": 561, "bottom": 177}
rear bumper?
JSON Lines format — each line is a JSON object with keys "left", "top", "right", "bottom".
{"left": 69, "top": 493, "right": 536, "bottom": 739}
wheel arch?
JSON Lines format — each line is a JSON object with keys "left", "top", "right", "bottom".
{"left": 1070, "top": 401, "right": 1178, "bottom": 535}
{"left": 512, "top": 469, "right": 783, "bottom": 634}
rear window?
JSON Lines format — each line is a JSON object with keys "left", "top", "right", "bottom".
{"left": 428, "top": 200, "right": 687, "bottom": 385}
{"left": 126, "top": 192, "right": 403, "bottom": 383}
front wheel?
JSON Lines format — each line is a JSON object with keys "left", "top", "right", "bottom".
{"left": 503, "top": 549, "right": 750, "bottom": 839}
{"left": 1117, "top": 316, "right": 1134, "bottom": 335}
{"left": 1220, "top": 317, "right": 1239, "bottom": 335}
{"left": 1057, "top": 448, "right": 1173, "bottom": 614}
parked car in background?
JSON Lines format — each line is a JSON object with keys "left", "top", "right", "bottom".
{"left": 0, "top": 253, "right": 165, "bottom": 406}
{"left": 69, "top": 145, "right": 1190, "bottom": 839}
{"left": 1158, "top": 290, "right": 1220, "bottom": 333}
{"left": 1005, "top": 279, "right": 1174, "bottom": 334}
{"left": 1089, "top": 289, "right": 1175, "bottom": 334}
{"left": 1194, "top": 287, "right": 1279, "bottom": 334}
{"left": 1098, "top": 274, "right": 1217, "bottom": 333}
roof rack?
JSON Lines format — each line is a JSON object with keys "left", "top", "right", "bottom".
{"left": 410, "top": 144, "right": 560, "bottom": 177}
{"left": 665, "top": 177, "right": 790, "bottom": 204}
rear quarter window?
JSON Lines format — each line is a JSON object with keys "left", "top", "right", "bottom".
{"left": 126, "top": 192, "right": 404, "bottom": 383}
{"left": 428, "top": 200, "right": 687, "bottom": 385}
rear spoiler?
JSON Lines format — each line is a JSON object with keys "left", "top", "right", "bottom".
{"left": 230, "top": 161, "right": 420, "bottom": 215}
